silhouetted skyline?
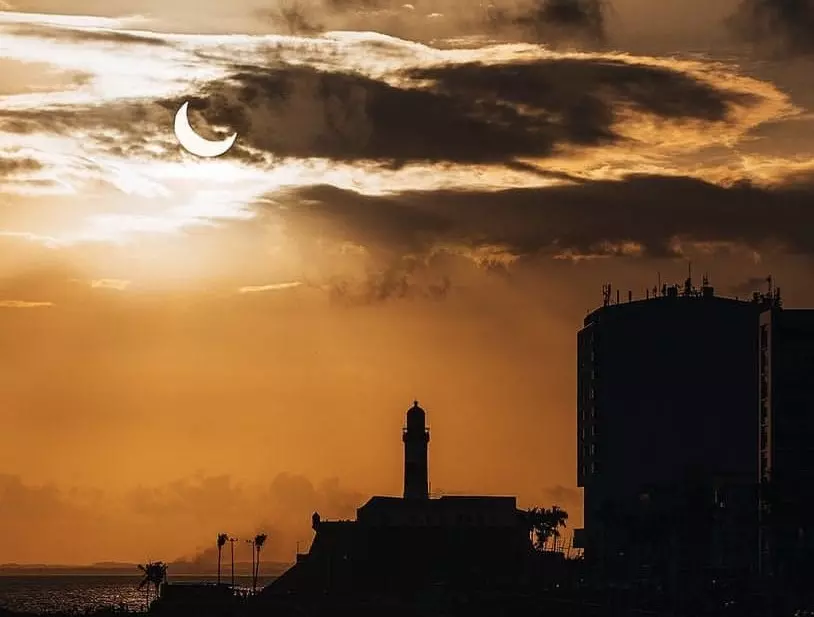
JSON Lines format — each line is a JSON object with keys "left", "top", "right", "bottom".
{"left": 3, "top": 0, "right": 814, "bottom": 572}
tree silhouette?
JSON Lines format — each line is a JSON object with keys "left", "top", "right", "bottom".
{"left": 137, "top": 561, "right": 167, "bottom": 608}
{"left": 216, "top": 533, "right": 228, "bottom": 585}
{"left": 253, "top": 533, "right": 268, "bottom": 593}
{"left": 526, "top": 506, "right": 569, "bottom": 551}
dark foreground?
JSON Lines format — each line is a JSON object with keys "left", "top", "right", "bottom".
{"left": 1, "top": 584, "right": 810, "bottom": 617}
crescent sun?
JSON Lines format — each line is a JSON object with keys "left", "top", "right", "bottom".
{"left": 173, "top": 101, "right": 237, "bottom": 158}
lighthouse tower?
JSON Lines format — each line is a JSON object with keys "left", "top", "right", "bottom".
{"left": 403, "top": 400, "right": 430, "bottom": 500}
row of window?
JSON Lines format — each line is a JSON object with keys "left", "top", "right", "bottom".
{"left": 579, "top": 461, "right": 601, "bottom": 478}
{"left": 578, "top": 424, "right": 600, "bottom": 440}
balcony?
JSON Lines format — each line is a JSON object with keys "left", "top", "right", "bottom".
{"left": 402, "top": 428, "right": 430, "bottom": 440}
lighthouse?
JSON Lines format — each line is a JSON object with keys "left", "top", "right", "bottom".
{"left": 403, "top": 400, "right": 430, "bottom": 500}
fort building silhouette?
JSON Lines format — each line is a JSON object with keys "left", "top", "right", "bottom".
{"left": 266, "top": 401, "right": 534, "bottom": 594}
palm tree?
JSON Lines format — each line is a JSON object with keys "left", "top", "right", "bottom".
{"left": 216, "top": 533, "right": 228, "bottom": 585}
{"left": 253, "top": 533, "right": 268, "bottom": 593}
{"left": 526, "top": 505, "right": 569, "bottom": 551}
{"left": 137, "top": 561, "right": 168, "bottom": 608}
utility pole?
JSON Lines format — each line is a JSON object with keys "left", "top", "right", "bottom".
{"left": 228, "top": 537, "right": 238, "bottom": 588}
{"left": 246, "top": 539, "right": 255, "bottom": 594}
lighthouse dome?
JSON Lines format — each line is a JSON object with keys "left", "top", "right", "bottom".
{"left": 407, "top": 400, "right": 425, "bottom": 430}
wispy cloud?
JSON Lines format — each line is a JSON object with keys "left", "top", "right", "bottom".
{"left": 90, "top": 278, "right": 130, "bottom": 290}
{"left": 0, "top": 300, "right": 53, "bottom": 307}
{"left": 238, "top": 282, "right": 303, "bottom": 293}
{"left": 730, "top": 0, "right": 814, "bottom": 56}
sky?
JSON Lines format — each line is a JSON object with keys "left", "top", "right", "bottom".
{"left": 1, "top": 0, "right": 814, "bottom": 565}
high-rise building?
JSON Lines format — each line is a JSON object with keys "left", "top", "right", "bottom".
{"left": 758, "top": 303, "right": 814, "bottom": 581}
{"left": 577, "top": 279, "right": 763, "bottom": 587}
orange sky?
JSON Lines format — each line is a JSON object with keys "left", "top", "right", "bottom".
{"left": 1, "top": 0, "right": 814, "bottom": 565}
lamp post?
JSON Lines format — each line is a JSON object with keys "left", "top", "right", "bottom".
{"left": 228, "top": 537, "right": 238, "bottom": 588}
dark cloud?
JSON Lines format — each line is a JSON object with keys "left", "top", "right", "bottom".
{"left": 6, "top": 24, "right": 173, "bottom": 47}
{"left": 324, "top": 261, "right": 453, "bottom": 305}
{"left": 323, "top": 0, "right": 387, "bottom": 8}
{"left": 0, "top": 155, "right": 41, "bottom": 176}
{"left": 264, "top": 0, "right": 324, "bottom": 34}
{"left": 729, "top": 0, "right": 814, "bottom": 56}
{"left": 169, "top": 57, "right": 757, "bottom": 167}
{"left": 485, "top": 0, "right": 607, "bottom": 45}
{"left": 0, "top": 44, "right": 764, "bottom": 168}
{"left": 256, "top": 0, "right": 606, "bottom": 45}
{"left": 0, "top": 100, "right": 177, "bottom": 160}
{"left": 266, "top": 174, "right": 814, "bottom": 260}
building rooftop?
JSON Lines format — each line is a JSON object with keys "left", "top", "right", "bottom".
{"left": 583, "top": 278, "right": 782, "bottom": 327}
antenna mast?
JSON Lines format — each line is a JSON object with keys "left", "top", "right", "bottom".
{"left": 602, "top": 284, "right": 611, "bottom": 307}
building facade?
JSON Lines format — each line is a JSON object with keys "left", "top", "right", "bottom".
{"left": 577, "top": 281, "right": 763, "bottom": 588}
{"left": 758, "top": 304, "right": 814, "bottom": 582}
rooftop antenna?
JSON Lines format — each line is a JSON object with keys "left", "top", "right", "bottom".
{"left": 602, "top": 284, "right": 611, "bottom": 307}
{"left": 684, "top": 261, "right": 693, "bottom": 296}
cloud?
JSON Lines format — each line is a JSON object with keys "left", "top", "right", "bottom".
{"left": 729, "top": 0, "right": 814, "bottom": 56}
{"left": 0, "top": 472, "right": 364, "bottom": 564}
{"left": 129, "top": 473, "right": 364, "bottom": 563}
{"left": 143, "top": 50, "right": 780, "bottom": 178}
{"left": 485, "top": 0, "right": 607, "bottom": 45}
{"left": 256, "top": 0, "right": 607, "bottom": 46}
{"left": 0, "top": 15, "right": 803, "bottom": 255}
{"left": 267, "top": 174, "right": 814, "bottom": 262}
{"left": 324, "top": 260, "right": 453, "bottom": 305}
{"left": 1, "top": 21, "right": 788, "bottom": 171}
{"left": 90, "top": 278, "right": 130, "bottom": 290}
{"left": 539, "top": 484, "right": 583, "bottom": 517}
{"left": 0, "top": 154, "right": 42, "bottom": 176}
{"left": 0, "top": 300, "right": 53, "bottom": 307}
{"left": 238, "top": 281, "right": 303, "bottom": 293}
{"left": 3, "top": 23, "right": 174, "bottom": 47}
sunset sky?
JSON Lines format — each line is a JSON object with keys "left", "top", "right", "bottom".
{"left": 1, "top": 0, "right": 814, "bottom": 566}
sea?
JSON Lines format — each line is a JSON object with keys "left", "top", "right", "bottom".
{"left": 0, "top": 575, "right": 276, "bottom": 614}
